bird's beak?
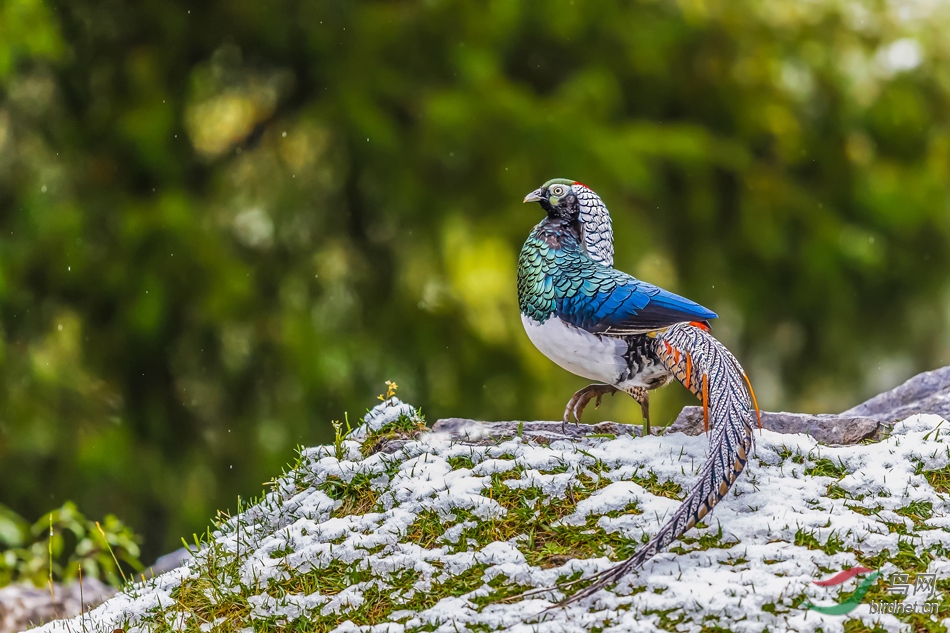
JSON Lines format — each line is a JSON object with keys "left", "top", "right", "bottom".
{"left": 523, "top": 188, "right": 544, "bottom": 204}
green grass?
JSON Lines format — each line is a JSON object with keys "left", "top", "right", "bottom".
{"left": 130, "top": 464, "right": 618, "bottom": 631}
{"left": 85, "top": 409, "right": 950, "bottom": 633}
{"left": 406, "top": 468, "right": 645, "bottom": 568}
{"left": 361, "top": 412, "right": 429, "bottom": 456}
{"left": 164, "top": 553, "right": 497, "bottom": 631}
{"left": 804, "top": 457, "right": 849, "bottom": 478}
{"left": 630, "top": 470, "right": 683, "bottom": 500}
{"left": 670, "top": 524, "right": 738, "bottom": 555}
{"left": 447, "top": 455, "right": 475, "bottom": 470}
{"left": 406, "top": 509, "right": 446, "bottom": 548}
{"left": 793, "top": 527, "right": 846, "bottom": 556}
{"left": 128, "top": 452, "right": 682, "bottom": 632}
{"left": 895, "top": 500, "right": 934, "bottom": 526}
{"left": 826, "top": 483, "right": 850, "bottom": 499}
{"left": 318, "top": 473, "right": 379, "bottom": 518}
{"left": 923, "top": 465, "right": 950, "bottom": 493}
{"left": 841, "top": 550, "right": 950, "bottom": 633}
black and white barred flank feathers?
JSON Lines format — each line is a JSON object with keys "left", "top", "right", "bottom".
{"left": 555, "top": 323, "right": 757, "bottom": 607}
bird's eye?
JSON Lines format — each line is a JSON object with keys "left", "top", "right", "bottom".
{"left": 550, "top": 185, "right": 566, "bottom": 196}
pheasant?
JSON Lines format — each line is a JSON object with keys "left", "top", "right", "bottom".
{"left": 517, "top": 178, "right": 760, "bottom": 605}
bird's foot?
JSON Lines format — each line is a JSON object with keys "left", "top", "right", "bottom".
{"left": 562, "top": 384, "right": 619, "bottom": 433}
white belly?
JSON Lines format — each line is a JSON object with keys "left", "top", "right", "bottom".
{"left": 522, "top": 313, "right": 629, "bottom": 384}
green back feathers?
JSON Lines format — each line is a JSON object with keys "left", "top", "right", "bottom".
{"left": 517, "top": 221, "right": 626, "bottom": 323}
{"left": 517, "top": 232, "right": 557, "bottom": 323}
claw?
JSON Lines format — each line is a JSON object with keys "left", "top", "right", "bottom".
{"left": 561, "top": 384, "right": 619, "bottom": 433}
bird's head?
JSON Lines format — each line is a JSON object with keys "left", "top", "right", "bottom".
{"left": 523, "top": 178, "right": 583, "bottom": 219}
{"left": 524, "top": 178, "right": 614, "bottom": 266}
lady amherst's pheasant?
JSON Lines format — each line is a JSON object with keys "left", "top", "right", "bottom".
{"left": 517, "top": 178, "right": 760, "bottom": 605}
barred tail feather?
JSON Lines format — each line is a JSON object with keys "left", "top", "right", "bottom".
{"left": 556, "top": 323, "right": 756, "bottom": 607}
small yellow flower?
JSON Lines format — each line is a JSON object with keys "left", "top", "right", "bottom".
{"left": 378, "top": 380, "right": 398, "bottom": 401}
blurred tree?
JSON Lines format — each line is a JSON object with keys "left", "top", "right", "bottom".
{"left": 1, "top": 0, "right": 949, "bottom": 559}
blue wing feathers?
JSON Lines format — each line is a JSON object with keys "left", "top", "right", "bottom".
{"left": 518, "top": 227, "right": 717, "bottom": 332}
{"left": 552, "top": 263, "right": 716, "bottom": 333}
{"left": 648, "top": 287, "right": 718, "bottom": 320}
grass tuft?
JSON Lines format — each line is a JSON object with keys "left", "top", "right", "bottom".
{"left": 631, "top": 470, "right": 683, "bottom": 500}
{"left": 319, "top": 473, "right": 379, "bottom": 517}
{"left": 923, "top": 465, "right": 950, "bottom": 493}
{"left": 362, "top": 412, "right": 429, "bottom": 456}
{"left": 804, "top": 457, "right": 849, "bottom": 478}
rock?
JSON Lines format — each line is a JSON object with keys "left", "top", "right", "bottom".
{"left": 26, "top": 397, "right": 950, "bottom": 633}
{"left": 432, "top": 366, "right": 950, "bottom": 448}
{"left": 436, "top": 412, "right": 883, "bottom": 446}
{"left": 0, "top": 548, "right": 196, "bottom": 631}
{"left": 0, "top": 578, "right": 115, "bottom": 633}
{"left": 668, "top": 365, "right": 950, "bottom": 444}
{"left": 841, "top": 365, "right": 950, "bottom": 422}
{"left": 375, "top": 438, "right": 416, "bottom": 454}
{"left": 148, "top": 547, "right": 194, "bottom": 576}
{"left": 431, "top": 418, "right": 640, "bottom": 445}
{"left": 668, "top": 407, "right": 883, "bottom": 444}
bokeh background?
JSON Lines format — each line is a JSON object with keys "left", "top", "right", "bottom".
{"left": 2, "top": 0, "right": 950, "bottom": 563}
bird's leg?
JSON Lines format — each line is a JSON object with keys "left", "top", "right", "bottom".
{"left": 562, "top": 384, "right": 619, "bottom": 433}
{"left": 624, "top": 386, "right": 651, "bottom": 436}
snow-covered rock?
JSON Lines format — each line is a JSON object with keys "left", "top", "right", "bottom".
{"left": 30, "top": 399, "right": 950, "bottom": 633}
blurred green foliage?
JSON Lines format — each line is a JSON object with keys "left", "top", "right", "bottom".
{"left": 0, "top": 501, "right": 142, "bottom": 588}
{"left": 2, "top": 0, "right": 950, "bottom": 559}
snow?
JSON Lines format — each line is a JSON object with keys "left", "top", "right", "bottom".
{"left": 33, "top": 399, "right": 950, "bottom": 633}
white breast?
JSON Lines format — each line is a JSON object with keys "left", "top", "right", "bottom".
{"left": 522, "top": 313, "right": 629, "bottom": 385}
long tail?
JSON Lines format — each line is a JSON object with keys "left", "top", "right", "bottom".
{"left": 555, "top": 322, "right": 758, "bottom": 606}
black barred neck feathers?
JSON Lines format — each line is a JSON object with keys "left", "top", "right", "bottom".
{"left": 573, "top": 184, "right": 614, "bottom": 267}
{"left": 530, "top": 178, "right": 614, "bottom": 267}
